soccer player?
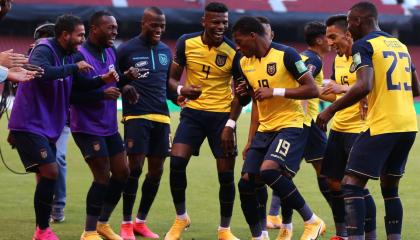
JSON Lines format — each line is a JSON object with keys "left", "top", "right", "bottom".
{"left": 69, "top": 11, "right": 129, "bottom": 240}
{"left": 8, "top": 14, "right": 116, "bottom": 240}
{"left": 233, "top": 16, "right": 325, "bottom": 240}
{"left": 165, "top": 2, "right": 242, "bottom": 240}
{"left": 116, "top": 7, "right": 182, "bottom": 239}
{"left": 317, "top": 2, "right": 419, "bottom": 240}
{"left": 320, "top": 14, "right": 377, "bottom": 240}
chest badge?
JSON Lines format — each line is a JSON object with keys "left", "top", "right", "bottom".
{"left": 267, "top": 62, "right": 277, "bottom": 76}
{"left": 158, "top": 53, "right": 169, "bottom": 66}
{"left": 215, "top": 54, "right": 228, "bottom": 67}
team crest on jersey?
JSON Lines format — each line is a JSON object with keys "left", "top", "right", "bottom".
{"left": 267, "top": 62, "right": 277, "bottom": 76}
{"left": 40, "top": 148, "right": 48, "bottom": 159}
{"left": 215, "top": 54, "right": 228, "bottom": 67}
{"left": 158, "top": 53, "right": 169, "bottom": 66}
{"left": 92, "top": 142, "right": 101, "bottom": 152}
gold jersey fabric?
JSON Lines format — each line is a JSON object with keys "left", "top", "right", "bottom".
{"left": 352, "top": 31, "right": 417, "bottom": 135}
{"left": 240, "top": 43, "right": 309, "bottom": 132}
{"left": 174, "top": 32, "right": 239, "bottom": 112}
{"left": 331, "top": 55, "right": 367, "bottom": 133}
{"left": 300, "top": 50, "right": 324, "bottom": 126}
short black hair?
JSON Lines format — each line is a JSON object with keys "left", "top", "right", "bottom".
{"left": 205, "top": 2, "right": 229, "bottom": 13}
{"left": 55, "top": 14, "right": 83, "bottom": 38}
{"left": 326, "top": 14, "right": 348, "bottom": 32}
{"left": 144, "top": 6, "right": 164, "bottom": 15}
{"left": 255, "top": 16, "right": 270, "bottom": 25}
{"left": 34, "top": 22, "right": 55, "bottom": 40}
{"left": 233, "top": 16, "right": 265, "bottom": 36}
{"left": 304, "top": 21, "right": 326, "bottom": 46}
{"left": 90, "top": 10, "right": 113, "bottom": 26}
{"left": 350, "top": 1, "right": 378, "bottom": 20}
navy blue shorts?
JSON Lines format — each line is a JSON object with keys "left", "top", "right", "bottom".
{"left": 173, "top": 107, "right": 237, "bottom": 158}
{"left": 303, "top": 121, "right": 327, "bottom": 162}
{"left": 346, "top": 129, "right": 416, "bottom": 180}
{"left": 124, "top": 118, "right": 171, "bottom": 157}
{"left": 11, "top": 131, "right": 57, "bottom": 172}
{"left": 243, "top": 128, "right": 306, "bottom": 176}
{"left": 72, "top": 132, "right": 124, "bottom": 160}
{"left": 321, "top": 130, "right": 360, "bottom": 180}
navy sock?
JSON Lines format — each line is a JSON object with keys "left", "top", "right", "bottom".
{"left": 260, "top": 169, "right": 312, "bottom": 221}
{"left": 170, "top": 156, "right": 188, "bottom": 215}
{"left": 122, "top": 169, "right": 141, "bottom": 221}
{"left": 330, "top": 190, "right": 347, "bottom": 237}
{"left": 256, "top": 184, "right": 268, "bottom": 231}
{"left": 34, "top": 177, "right": 56, "bottom": 230}
{"left": 218, "top": 171, "right": 235, "bottom": 228}
{"left": 363, "top": 188, "right": 377, "bottom": 237}
{"left": 269, "top": 190, "right": 281, "bottom": 216}
{"left": 381, "top": 186, "right": 402, "bottom": 237}
{"left": 342, "top": 184, "right": 365, "bottom": 237}
{"left": 238, "top": 178, "right": 262, "bottom": 237}
{"left": 281, "top": 205, "right": 293, "bottom": 224}
{"left": 98, "top": 177, "right": 126, "bottom": 222}
{"left": 318, "top": 176, "right": 332, "bottom": 206}
{"left": 86, "top": 182, "right": 107, "bottom": 231}
{"left": 137, "top": 175, "right": 161, "bottom": 220}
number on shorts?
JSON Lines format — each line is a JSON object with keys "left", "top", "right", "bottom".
{"left": 275, "top": 139, "right": 290, "bottom": 157}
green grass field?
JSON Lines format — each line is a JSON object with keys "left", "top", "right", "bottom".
{"left": 0, "top": 113, "right": 419, "bottom": 240}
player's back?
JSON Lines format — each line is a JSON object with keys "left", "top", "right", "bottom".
{"left": 353, "top": 31, "right": 417, "bottom": 135}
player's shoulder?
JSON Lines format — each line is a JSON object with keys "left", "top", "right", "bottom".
{"left": 221, "top": 36, "right": 236, "bottom": 51}
{"left": 117, "top": 37, "right": 142, "bottom": 52}
{"left": 301, "top": 50, "right": 321, "bottom": 64}
{"left": 177, "top": 32, "right": 202, "bottom": 43}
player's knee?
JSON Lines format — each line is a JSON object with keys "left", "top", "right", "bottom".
{"left": 327, "top": 178, "right": 342, "bottom": 191}
{"left": 238, "top": 177, "right": 254, "bottom": 194}
{"left": 113, "top": 166, "right": 129, "bottom": 182}
{"left": 128, "top": 154, "right": 145, "bottom": 170}
{"left": 148, "top": 168, "right": 163, "bottom": 181}
{"left": 341, "top": 173, "right": 367, "bottom": 188}
{"left": 38, "top": 162, "right": 59, "bottom": 179}
{"left": 170, "top": 156, "right": 188, "bottom": 172}
{"left": 260, "top": 159, "right": 279, "bottom": 172}
{"left": 381, "top": 185, "right": 399, "bottom": 198}
{"left": 218, "top": 171, "right": 234, "bottom": 185}
{"left": 129, "top": 168, "right": 142, "bottom": 179}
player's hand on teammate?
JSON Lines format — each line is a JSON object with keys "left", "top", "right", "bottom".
{"left": 176, "top": 95, "right": 187, "bottom": 107}
{"left": 23, "top": 64, "right": 44, "bottom": 78}
{"left": 122, "top": 85, "right": 139, "bottom": 104}
{"left": 321, "top": 81, "right": 347, "bottom": 95}
{"left": 235, "top": 81, "right": 249, "bottom": 97}
{"left": 76, "top": 60, "right": 95, "bottom": 72}
{"left": 103, "top": 86, "right": 121, "bottom": 100}
{"left": 255, "top": 87, "right": 273, "bottom": 101}
{"left": 359, "top": 97, "right": 368, "bottom": 120}
{"left": 0, "top": 49, "right": 28, "bottom": 68}
{"left": 7, "top": 67, "right": 37, "bottom": 83}
{"left": 101, "top": 69, "right": 119, "bottom": 84}
{"left": 180, "top": 85, "right": 202, "bottom": 100}
{"left": 242, "top": 142, "right": 251, "bottom": 161}
{"left": 124, "top": 67, "right": 140, "bottom": 80}
{"left": 316, "top": 107, "right": 335, "bottom": 132}
{"left": 221, "top": 126, "right": 235, "bottom": 156}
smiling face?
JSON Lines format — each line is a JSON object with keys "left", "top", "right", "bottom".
{"left": 92, "top": 15, "right": 118, "bottom": 48}
{"left": 202, "top": 11, "right": 228, "bottom": 45}
{"left": 64, "top": 24, "right": 85, "bottom": 53}
{"left": 326, "top": 24, "right": 351, "bottom": 57}
{"left": 141, "top": 11, "right": 166, "bottom": 45}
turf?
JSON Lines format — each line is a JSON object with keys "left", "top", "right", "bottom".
{"left": 0, "top": 113, "right": 419, "bottom": 239}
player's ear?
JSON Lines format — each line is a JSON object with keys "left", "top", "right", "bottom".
{"left": 345, "top": 30, "right": 352, "bottom": 40}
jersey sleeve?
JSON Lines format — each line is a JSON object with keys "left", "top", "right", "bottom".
{"left": 352, "top": 39, "right": 374, "bottom": 71}
{"left": 283, "top": 47, "right": 309, "bottom": 80}
{"left": 174, "top": 35, "right": 187, "bottom": 66}
{"left": 304, "top": 55, "right": 322, "bottom": 78}
{"left": 411, "top": 62, "right": 416, "bottom": 72}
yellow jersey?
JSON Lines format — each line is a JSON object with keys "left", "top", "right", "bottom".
{"left": 352, "top": 31, "right": 417, "bottom": 135}
{"left": 240, "top": 42, "right": 308, "bottom": 132}
{"left": 301, "top": 50, "right": 324, "bottom": 126}
{"left": 331, "top": 55, "right": 367, "bottom": 133}
{"left": 174, "top": 32, "right": 239, "bottom": 112}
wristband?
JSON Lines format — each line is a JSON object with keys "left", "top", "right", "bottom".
{"left": 177, "top": 85, "right": 184, "bottom": 95}
{"left": 273, "top": 88, "right": 286, "bottom": 97}
{"left": 225, "top": 119, "right": 236, "bottom": 129}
